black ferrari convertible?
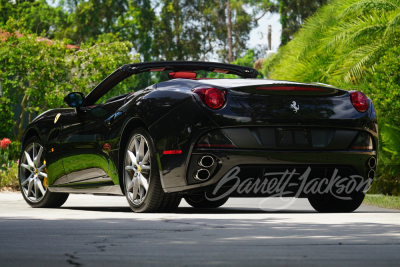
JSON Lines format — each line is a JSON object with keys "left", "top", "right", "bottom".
{"left": 18, "top": 61, "right": 378, "bottom": 212}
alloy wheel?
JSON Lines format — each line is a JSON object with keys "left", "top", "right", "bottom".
{"left": 124, "top": 134, "right": 151, "bottom": 205}
{"left": 19, "top": 142, "right": 47, "bottom": 202}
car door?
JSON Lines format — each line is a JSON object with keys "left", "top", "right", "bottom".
{"left": 59, "top": 106, "right": 110, "bottom": 184}
{"left": 34, "top": 109, "right": 69, "bottom": 186}
{"left": 58, "top": 69, "right": 140, "bottom": 184}
{"left": 94, "top": 99, "right": 127, "bottom": 179}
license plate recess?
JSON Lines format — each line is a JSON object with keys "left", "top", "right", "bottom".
{"left": 276, "top": 128, "right": 312, "bottom": 147}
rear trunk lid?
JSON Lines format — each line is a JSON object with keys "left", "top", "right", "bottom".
{"left": 193, "top": 79, "right": 370, "bottom": 129}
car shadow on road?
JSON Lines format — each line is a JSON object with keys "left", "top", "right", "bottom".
{"left": 59, "top": 206, "right": 317, "bottom": 213}
{"left": 59, "top": 206, "right": 396, "bottom": 214}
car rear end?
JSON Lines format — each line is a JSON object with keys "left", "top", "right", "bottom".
{"left": 185, "top": 79, "right": 378, "bottom": 199}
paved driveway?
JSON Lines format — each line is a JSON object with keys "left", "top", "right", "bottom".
{"left": 0, "top": 192, "right": 399, "bottom": 266}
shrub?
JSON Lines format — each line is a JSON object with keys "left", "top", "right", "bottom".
{"left": 365, "top": 46, "right": 400, "bottom": 195}
{"left": 0, "top": 138, "right": 12, "bottom": 171}
{"left": 0, "top": 20, "right": 139, "bottom": 141}
{"left": 0, "top": 138, "right": 19, "bottom": 191}
{"left": 0, "top": 161, "right": 19, "bottom": 191}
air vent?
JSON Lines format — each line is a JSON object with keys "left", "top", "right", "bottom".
{"left": 48, "top": 129, "right": 60, "bottom": 141}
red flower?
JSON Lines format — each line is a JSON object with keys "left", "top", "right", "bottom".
{"left": 1, "top": 138, "right": 11, "bottom": 150}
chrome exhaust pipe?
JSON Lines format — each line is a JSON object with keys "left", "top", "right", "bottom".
{"left": 367, "top": 169, "right": 375, "bottom": 179}
{"left": 368, "top": 157, "right": 376, "bottom": 169}
{"left": 198, "top": 155, "right": 214, "bottom": 168}
{"left": 194, "top": 169, "right": 210, "bottom": 181}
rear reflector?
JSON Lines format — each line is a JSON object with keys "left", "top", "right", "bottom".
{"left": 196, "top": 130, "right": 236, "bottom": 148}
{"left": 256, "top": 86, "right": 326, "bottom": 91}
{"left": 163, "top": 150, "right": 182, "bottom": 155}
{"left": 350, "top": 132, "right": 373, "bottom": 150}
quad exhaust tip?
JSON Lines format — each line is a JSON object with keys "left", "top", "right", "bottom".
{"left": 198, "top": 155, "right": 214, "bottom": 168}
{"left": 367, "top": 169, "right": 375, "bottom": 179}
{"left": 194, "top": 169, "right": 210, "bottom": 181}
{"left": 368, "top": 157, "right": 376, "bottom": 169}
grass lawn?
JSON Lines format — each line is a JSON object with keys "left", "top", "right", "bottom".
{"left": 363, "top": 194, "right": 400, "bottom": 210}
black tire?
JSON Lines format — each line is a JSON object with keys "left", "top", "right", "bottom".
{"left": 184, "top": 194, "right": 229, "bottom": 208}
{"left": 308, "top": 192, "right": 365, "bottom": 212}
{"left": 19, "top": 136, "right": 69, "bottom": 208}
{"left": 122, "top": 127, "right": 181, "bottom": 213}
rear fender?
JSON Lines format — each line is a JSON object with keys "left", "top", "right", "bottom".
{"left": 148, "top": 98, "right": 218, "bottom": 191}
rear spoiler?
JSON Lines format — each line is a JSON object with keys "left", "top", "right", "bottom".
{"left": 120, "top": 61, "right": 259, "bottom": 78}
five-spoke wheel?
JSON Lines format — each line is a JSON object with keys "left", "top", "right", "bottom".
{"left": 19, "top": 137, "right": 69, "bottom": 208}
{"left": 124, "top": 133, "right": 151, "bottom": 205}
{"left": 20, "top": 142, "right": 47, "bottom": 202}
{"left": 123, "top": 128, "right": 181, "bottom": 213}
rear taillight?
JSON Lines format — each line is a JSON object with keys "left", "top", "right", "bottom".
{"left": 350, "top": 91, "right": 368, "bottom": 112}
{"left": 256, "top": 86, "right": 326, "bottom": 92}
{"left": 196, "top": 130, "right": 236, "bottom": 148}
{"left": 193, "top": 87, "right": 226, "bottom": 109}
{"left": 350, "top": 132, "right": 373, "bottom": 150}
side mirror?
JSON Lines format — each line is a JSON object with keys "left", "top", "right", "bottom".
{"left": 64, "top": 92, "right": 85, "bottom": 108}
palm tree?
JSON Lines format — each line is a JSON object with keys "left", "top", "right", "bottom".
{"left": 326, "top": 0, "right": 400, "bottom": 83}
{"left": 268, "top": 0, "right": 400, "bottom": 84}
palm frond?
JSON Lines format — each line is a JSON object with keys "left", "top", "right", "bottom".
{"left": 342, "top": 42, "right": 386, "bottom": 83}
{"left": 325, "top": 12, "right": 388, "bottom": 48}
{"left": 340, "top": 24, "right": 387, "bottom": 48}
{"left": 324, "top": 19, "right": 367, "bottom": 49}
{"left": 338, "top": 0, "right": 399, "bottom": 19}
{"left": 384, "top": 10, "right": 400, "bottom": 36}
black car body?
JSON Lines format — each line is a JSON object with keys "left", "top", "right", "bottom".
{"left": 18, "top": 61, "right": 378, "bottom": 212}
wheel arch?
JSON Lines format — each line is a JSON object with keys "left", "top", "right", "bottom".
{"left": 21, "top": 126, "right": 43, "bottom": 148}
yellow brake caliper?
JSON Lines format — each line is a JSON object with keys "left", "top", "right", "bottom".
{"left": 43, "top": 160, "right": 48, "bottom": 189}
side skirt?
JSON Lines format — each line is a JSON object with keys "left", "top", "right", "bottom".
{"left": 48, "top": 183, "right": 124, "bottom": 195}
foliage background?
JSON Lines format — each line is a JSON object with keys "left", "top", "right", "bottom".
{"left": 0, "top": 20, "right": 139, "bottom": 141}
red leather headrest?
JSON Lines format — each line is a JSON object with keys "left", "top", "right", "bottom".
{"left": 168, "top": 72, "right": 197, "bottom": 79}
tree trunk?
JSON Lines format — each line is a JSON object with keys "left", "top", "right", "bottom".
{"left": 13, "top": 93, "right": 28, "bottom": 142}
{"left": 227, "top": 0, "right": 233, "bottom": 63}
{"left": 174, "top": 0, "right": 182, "bottom": 60}
{"left": 268, "top": 25, "right": 272, "bottom": 50}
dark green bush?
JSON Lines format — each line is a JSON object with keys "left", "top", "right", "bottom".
{"left": 333, "top": 46, "right": 400, "bottom": 195}
{"left": 365, "top": 46, "right": 400, "bottom": 195}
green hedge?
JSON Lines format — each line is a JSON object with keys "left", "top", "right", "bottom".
{"left": 0, "top": 20, "right": 139, "bottom": 141}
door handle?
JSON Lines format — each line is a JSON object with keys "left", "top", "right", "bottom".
{"left": 105, "top": 115, "right": 113, "bottom": 127}
{"left": 105, "top": 112, "right": 122, "bottom": 127}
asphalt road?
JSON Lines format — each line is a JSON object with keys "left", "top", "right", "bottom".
{"left": 0, "top": 192, "right": 399, "bottom": 267}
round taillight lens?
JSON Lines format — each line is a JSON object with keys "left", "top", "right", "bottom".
{"left": 193, "top": 88, "right": 226, "bottom": 109}
{"left": 350, "top": 91, "right": 368, "bottom": 112}
{"left": 205, "top": 88, "right": 225, "bottom": 109}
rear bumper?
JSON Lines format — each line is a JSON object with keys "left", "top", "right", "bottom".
{"left": 163, "top": 149, "right": 377, "bottom": 194}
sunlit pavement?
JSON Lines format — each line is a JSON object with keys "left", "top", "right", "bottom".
{"left": 0, "top": 192, "right": 399, "bottom": 266}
